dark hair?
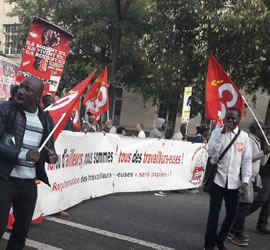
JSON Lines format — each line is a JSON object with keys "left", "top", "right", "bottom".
{"left": 227, "top": 107, "right": 241, "bottom": 118}
{"left": 139, "top": 123, "right": 144, "bottom": 129}
{"left": 116, "top": 127, "right": 126, "bottom": 134}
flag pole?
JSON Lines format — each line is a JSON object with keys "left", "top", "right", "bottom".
{"left": 107, "top": 110, "right": 110, "bottom": 121}
{"left": 241, "top": 95, "right": 270, "bottom": 146}
{"left": 38, "top": 113, "right": 66, "bottom": 152}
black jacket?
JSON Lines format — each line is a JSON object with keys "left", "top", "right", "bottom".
{"left": 0, "top": 100, "right": 56, "bottom": 185}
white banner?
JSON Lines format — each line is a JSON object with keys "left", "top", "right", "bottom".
{"left": 37, "top": 132, "right": 208, "bottom": 216}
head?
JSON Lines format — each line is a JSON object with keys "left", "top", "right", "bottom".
{"left": 116, "top": 127, "right": 126, "bottom": 136}
{"left": 180, "top": 123, "right": 187, "bottom": 136}
{"left": 42, "top": 93, "right": 55, "bottom": 109}
{"left": 200, "top": 124, "right": 210, "bottom": 138}
{"left": 70, "top": 108, "right": 76, "bottom": 120}
{"left": 10, "top": 85, "right": 19, "bottom": 99}
{"left": 137, "top": 123, "right": 143, "bottom": 131}
{"left": 16, "top": 77, "right": 44, "bottom": 112}
{"left": 249, "top": 121, "right": 269, "bottom": 140}
{"left": 87, "top": 110, "right": 97, "bottom": 124}
{"left": 224, "top": 108, "right": 241, "bottom": 130}
{"left": 106, "top": 120, "right": 113, "bottom": 128}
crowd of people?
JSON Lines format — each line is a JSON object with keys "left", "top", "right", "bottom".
{"left": 1, "top": 80, "right": 270, "bottom": 250}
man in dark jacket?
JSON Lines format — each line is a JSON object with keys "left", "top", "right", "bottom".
{"left": 0, "top": 77, "right": 57, "bottom": 249}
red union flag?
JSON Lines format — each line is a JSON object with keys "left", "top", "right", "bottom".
{"left": 83, "top": 67, "right": 109, "bottom": 118}
{"left": 73, "top": 100, "right": 81, "bottom": 132}
{"left": 45, "top": 70, "right": 97, "bottom": 140}
{"left": 205, "top": 54, "right": 244, "bottom": 126}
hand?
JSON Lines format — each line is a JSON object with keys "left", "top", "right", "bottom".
{"left": 263, "top": 144, "right": 270, "bottom": 155}
{"left": 26, "top": 149, "right": 40, "bottom": 163}
{"left": 45, "top": 146, "right": 58, "bottom": 164}
{"left": 221, "top": 124, "right": 232, "bottom": 134}
{"left": 239, "top": 183, "right": 248, "bottom": 195}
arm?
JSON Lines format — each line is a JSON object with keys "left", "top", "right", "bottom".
{"left": 208, "top": 128, "right": 223, "bottom": 161}
{"left": 241, "top": 135, "right": 252, "bottom": 184}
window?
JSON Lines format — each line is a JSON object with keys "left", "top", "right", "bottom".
{"left": 3, "top": 24, "right": 19, "bottom": 55}
{"left": 158, "top": 103, "right": 177, "bottom": 129}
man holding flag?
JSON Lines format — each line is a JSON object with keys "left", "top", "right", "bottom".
{"left": 204, "top": 55, "right": 252, "bottom": 250}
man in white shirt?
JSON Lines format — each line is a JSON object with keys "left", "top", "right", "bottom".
{"left": 172, "top": 123, "right": 187, "bottom": 141}
{"left": 204, "top": 108, "right": 252, "bottom": 250}
{"left": 137, "top": 123, "right": 146, "bottom": 138}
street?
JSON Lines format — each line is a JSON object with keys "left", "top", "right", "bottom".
{"left": 1, "top": 190, "right": 269, "bottom": 250}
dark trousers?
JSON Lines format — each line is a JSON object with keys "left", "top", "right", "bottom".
{"left": 204, "top": 183, "right": 239, "bottom": 248}
{"left": 248, "top": 176, "right": 270, "bottom": 227}
{"left": 0, "top": 177, "right": 37, "bottom": 250}
{"left": 231, "top": 202, "right": 250, "bottom": 235}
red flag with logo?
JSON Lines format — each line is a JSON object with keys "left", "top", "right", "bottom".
{"left": 83, "top": 67, "right": 108, "bottom": 118}
{"left": 205, "top": 54, "right": 244, "bottom": 126}
{"left": 45, "top": 70, "right": 97, "bottom": 140}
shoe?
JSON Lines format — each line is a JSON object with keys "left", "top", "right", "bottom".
{"left": 203, "top": 247, "right": 215, "bottom": 250}
{"left": 154, "top": 191, "right": 166, "bottom": 197}
{"left": 256, "top": 225, "right": 270, "bottom": 235}
{"left": 227, "top": 232, "right": 235, "bottom": 240}
{"left": 231, "top": 235, "right": 249, "bottom": 247}
{"left": 59, "top": 210, "right": 69, "bottom": 217}
{"left": 187, "top": 188, "right": 199, "bottom": 194}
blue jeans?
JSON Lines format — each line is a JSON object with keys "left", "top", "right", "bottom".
{"left": 204, "top": 183, "right": 239, "bottom": 248}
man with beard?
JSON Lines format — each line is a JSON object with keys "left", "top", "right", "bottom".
{"left": 0, "top": 77, "right": 57, "bottom": 249}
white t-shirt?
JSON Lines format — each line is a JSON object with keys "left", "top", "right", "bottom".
{"left": 138, "top": 130, "right": 146, "bottom": 138}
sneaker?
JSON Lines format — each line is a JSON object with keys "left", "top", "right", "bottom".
{"left": 227, "top": 232, "right": 235, "bottom": 240}
{"left": 257, "top": 225, "right": 270, "bottom": 235}
{"left": 187, "top": 188, "right": 199, "bottom": 194}
{"left": 154, "top": 191, "right": 166, "bottom": 197}
{"left": 231, "top": 235, "right": 249, "bottom": 247}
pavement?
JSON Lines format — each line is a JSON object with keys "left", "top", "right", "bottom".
{"left": 1, "top": 189, "right": 270, "bottom": 250}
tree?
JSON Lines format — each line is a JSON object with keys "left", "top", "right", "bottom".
{"left": 143, "top": 0, "right": 270, "bottom": 121}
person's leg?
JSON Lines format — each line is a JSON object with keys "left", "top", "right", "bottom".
{"left": 0, "top": 178, "right": 14, "bottom": 239}
{"left": 204, "top": 183, "right": 224, "bottom": 248}
{"left": 231, "top": 202, "right": 250, "bottom": 235}
{"left": 248, "top": 176, "right": 270, "bottom": 216}
{"left": 6, "top": 179, "right": 37, "bottom": 250}
{"left": 217, "top": 188, "right": 239, "bottom": 246}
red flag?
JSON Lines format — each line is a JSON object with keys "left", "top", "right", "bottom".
{"left": 83, "top": 67, "right": 109, "bottom": 118}
{"left": 205, "top": 54, "right": 244, "bottom": 126}
{"left": 45, "top": 70, "right": 97, "bottom": 140}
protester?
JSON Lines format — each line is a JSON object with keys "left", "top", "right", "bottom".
{"left": 149, "top": 118, "right": 167, "bottom": 139}
{"left": 192, "top": 124, "right": 209, "bottom": 143}
{"left": 137, "top": 123, "right": 146, "bottom": 138}
{"left": 229, "top": 121, "right": 270, "bottom": 247}
{"left": 81, "top": 110, "right": 100, "bottom": 132}
{"left": 103, "top": 119, "right": 117, "bottom": 134}
{"left": 247, "top": 131, "right": 270, "bottom": 235}
{"left": 0, "top": 77, "right": 57, "bottom": 249}
{"left": 116, "top": 127, "right": 126, "bottom": 136}
{"left": 63, "top": 108, "right": 80, "bottom": 132}
{"left": 42, "top": 93, "right": 55, "bottom": 109}
{"left": 172, "top": 123, "right": 187, "bottom": 141}
{"left": 203, "top": 108, "right": 252, "bottom": 250}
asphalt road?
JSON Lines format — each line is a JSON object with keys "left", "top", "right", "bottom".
{"left": 1, "top": 189, "right": 270, "bottom": 250}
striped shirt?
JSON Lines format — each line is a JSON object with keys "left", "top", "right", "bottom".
{"left": 10, "top": 109, "right": 43, "bottom": 179}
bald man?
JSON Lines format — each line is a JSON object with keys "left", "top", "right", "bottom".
{"left": 0, "top": 77, "right": 57, "bottom": 249}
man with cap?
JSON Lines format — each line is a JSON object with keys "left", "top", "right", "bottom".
{"left": 229, "top": 121, "right": 270, "bottom": 247}
{"left": 42, "top": 93, "right": 55, "bottom": 109}
{"left": 192, "top": 124, "right": 209, "bottom": 143}
{"left": 81, "top": 109, "right": 100, "bottom": 133}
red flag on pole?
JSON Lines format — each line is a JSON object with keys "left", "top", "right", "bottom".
{"left": 45, "top": 70, "right": 97, "bottom": 140}
{"left": 205, "top": 54, "right": 244, "bottom": 127}
{"left": 73, "top": 100, "right": 81, "bottom": 131}
{"left": 83, "top": 67, "right": 109, "bottom": 119}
